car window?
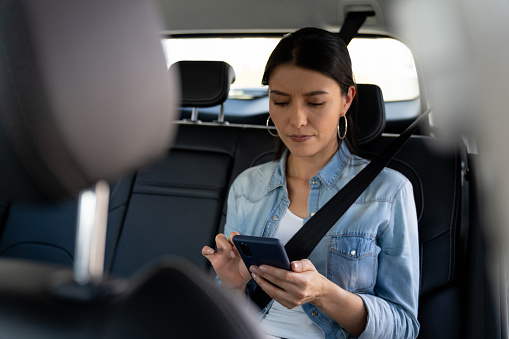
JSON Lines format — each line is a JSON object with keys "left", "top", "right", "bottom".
{"left": 349, "top": 38, "right": 419, "bottom": 102}
{"left": 161, "top": 36, "right": 419, "bottom": 119}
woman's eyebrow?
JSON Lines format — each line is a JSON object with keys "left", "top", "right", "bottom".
{"left": 269, "top": 90, "right": 329, "bottom": 96}
{"left": 303, "top": 90, "right": 329, "bottom": 97}
{"left": 269, "top": 90, "right": 290, "bottom": 96}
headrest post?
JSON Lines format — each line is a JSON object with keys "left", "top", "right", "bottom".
{"left": 190, "top": 107, "right": 200, "bottom": 122}
{"left": 74, "top": 180, "right": 110, "bottom": 285}
{"left": 217, "top": 104, "right": 226, "bottom": 124}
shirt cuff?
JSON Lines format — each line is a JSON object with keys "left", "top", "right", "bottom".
{"left": 356, "top": 293, "right": 419, "bottom": 339}
{"left": 356, "top": 293, "right": 390, "bottom": 339}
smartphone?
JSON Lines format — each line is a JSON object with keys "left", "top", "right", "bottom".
{"left": 232, "top": 235, "right": 291, "bottom": 271}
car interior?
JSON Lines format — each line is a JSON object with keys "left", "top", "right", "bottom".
{"left": 0, "top": 0, "right": 507, "bottom": 338}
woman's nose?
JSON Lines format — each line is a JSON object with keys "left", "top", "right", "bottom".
{"left": 289, "top": 104, "right": 307, "bottom": 128}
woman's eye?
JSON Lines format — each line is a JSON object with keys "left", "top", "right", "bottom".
{"left": 274, "top": 102, "right": 289, "bottom": 107}
{"left": 308, "top": 102, "right": 325, "bottom": 107}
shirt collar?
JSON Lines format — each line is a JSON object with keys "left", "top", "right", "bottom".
{"left": 268, "top": 151, "right": 287, "bottom": 191}
{"left": 316, "top": 142, "right": 352, "bottom": 188}
{"left": 268, "top": 142, "right": 352, "bottom": 191}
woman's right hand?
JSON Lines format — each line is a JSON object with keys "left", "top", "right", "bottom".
{"left": 202, "top": 231, "right": 252, "bottom": 290}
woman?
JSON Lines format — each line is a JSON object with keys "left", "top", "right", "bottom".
{"left": 202, "top": 27, "right": 420, "bottom": 339}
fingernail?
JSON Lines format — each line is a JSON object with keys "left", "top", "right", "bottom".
{"left": 229, "top": 251, "right": 236, "bottom": 258}
{"left": 250, "top": 266, "right": 259, "bottom": 273}
{"left": 252, "top": 273, "right": 258, "bottom": 280}
{"left": 294, "top": 262, "right": 301, "bottom": 270}
{"left": 206, "top": 248, "right": 214, "bottom": 254}
{"left": 260, "top": 266, "right": 268, "bottom": 272}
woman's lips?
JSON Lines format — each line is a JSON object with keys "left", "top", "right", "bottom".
{"left": 288, "top": 135, "right": 312, "bottom": 142}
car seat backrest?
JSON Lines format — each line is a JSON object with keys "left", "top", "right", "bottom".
{"left": 109, "top": 125, "right": 244, "bottom": 275}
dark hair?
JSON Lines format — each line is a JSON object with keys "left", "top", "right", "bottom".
{"left": 262, "top": 27, "right": 358, "bottom": 159}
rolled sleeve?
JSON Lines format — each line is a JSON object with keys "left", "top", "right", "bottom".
{"left": 358, "top": 293, "right": 419, "bottom": 339}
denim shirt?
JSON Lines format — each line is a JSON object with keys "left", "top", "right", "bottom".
{"left": 223, "top": 142, "right": 420, "bottom": 339}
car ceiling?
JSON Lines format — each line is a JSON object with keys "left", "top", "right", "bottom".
{"left": 155, "top": 0, "right": 392, "bottom": 36}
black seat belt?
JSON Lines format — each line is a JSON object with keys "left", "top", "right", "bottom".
{"left": 250, "top": 108, "right": 431, "bottom": 309}
{"left": 338, "top": 11, "right": 375, "bottom": 45}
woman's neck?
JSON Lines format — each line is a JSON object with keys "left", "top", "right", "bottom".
{"left": 286, "top": 143, "right": 339, "bottom": 181}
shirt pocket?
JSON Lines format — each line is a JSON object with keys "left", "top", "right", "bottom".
{"left": 329, "top": 235, "right": 377, "bottom": 293}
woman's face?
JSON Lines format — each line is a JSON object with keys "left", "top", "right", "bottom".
{"left": 268, "top": 64, "right": 355, "bottom": 163}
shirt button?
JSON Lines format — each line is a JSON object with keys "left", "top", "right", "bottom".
{"left": 311, "top": 212, "right": 316, "bottom": 216}
{"left": 350, "top": 250, "right": 357, "bottom": 256}
{"left": 312, "top": 311, "right": 318, "bottom": 316}
{"left": 312, "top": 180, "right": 318, "bottom": 185}
{"left": 272, "top": 216, "right": 278, "bottom": 221}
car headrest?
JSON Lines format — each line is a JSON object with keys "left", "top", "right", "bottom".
{"left": 0, "top": 0, "right": 179, "bottom": 201}
{"left": 170, "top": 61, "right": 236, "bottom": 108}
{"left": 355, "top": 84, "right": 386, "bottom": 145}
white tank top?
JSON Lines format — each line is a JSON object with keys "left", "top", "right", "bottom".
{"left": 259, "top": 208, "right": 324, "bottom": 338}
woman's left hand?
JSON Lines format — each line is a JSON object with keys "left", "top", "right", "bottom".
{"left": 250, "top": 259, "right": 329, "bottom": 309}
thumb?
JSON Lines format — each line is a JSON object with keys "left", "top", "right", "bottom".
{"left": 291, "top": 259, "right": 315, "bottom": 272}
{"left": 202, "top": 246, "right": 215, "bottom": 260}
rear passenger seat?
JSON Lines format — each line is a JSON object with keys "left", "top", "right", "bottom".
{"left": 0, "top": 61, "right": 470, "bottom": 338}
{"left": 109, "top": 124, "right": 274, "bottom": 275}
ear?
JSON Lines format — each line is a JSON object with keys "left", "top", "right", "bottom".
{"left": 340, "top": 86, "right": 356, "bottom": 117}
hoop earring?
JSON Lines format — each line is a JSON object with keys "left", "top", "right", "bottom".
{"left": 266, "top": 116, "right": 279, "bottom": 137}
{"left": 338, "top": 115, "right": 347, "bottom": 140}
